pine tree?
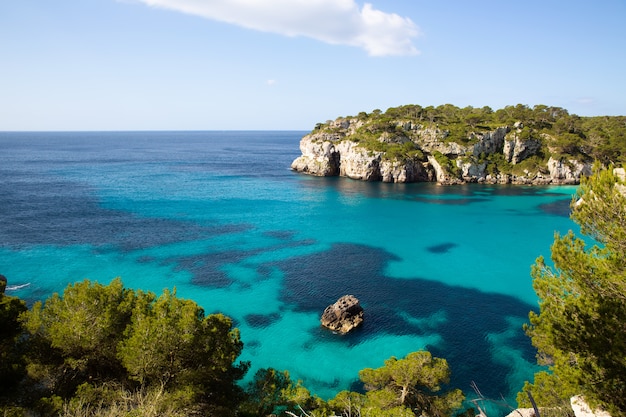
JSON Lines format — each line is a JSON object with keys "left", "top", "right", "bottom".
{"left": 520, "top": 167, "right": 626, "bottom": 416}
{"left": 358, "top": 351, "right": 464, "bottom": 417}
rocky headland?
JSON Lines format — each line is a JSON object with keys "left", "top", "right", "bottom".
{"left": 291, "top": 104, "right": 626, "bottom": 185}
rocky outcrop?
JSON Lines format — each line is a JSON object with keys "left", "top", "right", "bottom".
{"left": 571, "top": 396, "right": 612, "bottom": 417}
{"left": 503, "top": 136, "right": 542, "bottom": 164}
{"left": 0, "top": 274, "right": 6, "bottom": 294}
{"left": 503, "top": 396, "right": 612, "bottom": 417}
{"left": 336, "top": 141, "right": 382, "bottom": 181}
{"left": 459, "top": 159, "right": 488, "bottom": 181}
{"left": 471, "top": 127, "right": 509, "bottom": 156}
{"left": 290, "top": 135, "right": 340, "bottom": 176}
{"left": 291, "top": 134, "right": 433, "bottom": 183}
{"left": 547, "top": 157, "right": 593, "bottom": 184}
{"left": 418, "top": 129, "right": 466, "bottom": 156}
{"left": 291, "top": 121, "right": 593, "bottom": 185}
{"left": 504, "top": 408, "right": 535, "bottom": 417}
{"left": 320, "top": 295, "right": 364, "bottom": 334}
{"left": 427, "top": 155, "right": 463, "bottom": 184}
{"left": 380, "top": 158, "right": 433, "bottom": 182}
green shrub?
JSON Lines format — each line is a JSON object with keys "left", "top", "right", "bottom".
{"left": 433, "top": 151, "right": 462, "bottom": 177}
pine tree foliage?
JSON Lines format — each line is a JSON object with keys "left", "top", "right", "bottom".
{"left": 357, "top": 351, "right": 464, "bottom": 417}
{"left": 520, "top": 167, "right": 626, "bottom": 416}
{"left": 0, "top": 289, "right": 27, "bottom": 396}
{"left": 8, "top": 278, "right": 247, "bottom": 416}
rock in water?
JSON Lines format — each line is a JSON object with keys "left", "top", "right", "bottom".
{"left": 321, "top": 295, "right": 364, "bottom": 334}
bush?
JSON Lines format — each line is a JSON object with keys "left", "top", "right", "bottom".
{"left": 14, "top": 279, "right": 247, "bottom": 415}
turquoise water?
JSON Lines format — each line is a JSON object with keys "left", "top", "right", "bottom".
{"left": 0, "top": 131, "right": 578, "bottom": 410}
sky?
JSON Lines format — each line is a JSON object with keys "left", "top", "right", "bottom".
{"left": 1, "top": 0, "right": 625, "bottom": 131}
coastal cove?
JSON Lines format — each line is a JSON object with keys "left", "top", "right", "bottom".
{"left": 0, "top": 131, "right": 579, "bottom": 409}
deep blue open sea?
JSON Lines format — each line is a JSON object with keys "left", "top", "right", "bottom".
{"left": 0, "top": 131, "right": 578, "bottom": 412}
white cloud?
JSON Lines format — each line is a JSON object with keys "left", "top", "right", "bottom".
{"left": 266, "top": 79, "right": 277, "bottom": 86}
{"left": 131, "top": 0, "right": 420, "bottom": 56}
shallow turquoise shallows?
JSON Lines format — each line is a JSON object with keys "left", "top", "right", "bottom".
{"left": 0, "top": 131, "right": 578, "bottom": 411}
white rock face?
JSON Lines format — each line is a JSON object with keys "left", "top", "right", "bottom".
{"left": 291, "top": 134, "right": 434, "bottom": 183}
{"left": 571, "top": 396, "right": 612, "bottom": 417}
{"left": 335, "top": 141, "right": 382, "bottom": 181}
{"left": 504, "top": 396, "right": 612, "bottom": 417}
{"left": 418, "top": 130, "right": 466, "bottom": 156}
{"left": 459, "top": 160, "right": 487, "bottom": 180}
{"left": 380, "top": 158, "right": 424, "bottom": 182}
{"left": 290, "top": 126, "right": 591, "bottom": 185}
{"left": 472, "top": 127, "right": 509, "bottom": 156}
{"left": 424, "top": 155, "right": 442, "bottom": 183}
{"left": 547, "top": 157, "right": 593, "bottom": 184}
{"left": 290, "top": 135, "right": 340, "bottom": 176}
{"left": 504, "top": 408, "right": 535, "bottom": 417}
{"left": 503, "top": 137, "right": 542, "bottom": 164}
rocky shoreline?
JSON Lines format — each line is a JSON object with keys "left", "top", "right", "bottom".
{"left": 291, "top": 117, "right": 593, "bottom": 185}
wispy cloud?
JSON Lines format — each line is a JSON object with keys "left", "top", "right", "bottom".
{"left": 131, "top": 0, "right": 420, "bottom": 56}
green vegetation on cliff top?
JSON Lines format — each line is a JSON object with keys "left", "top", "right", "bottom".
{"left": 313, "top": 104, "right": 626, "bottom": 166}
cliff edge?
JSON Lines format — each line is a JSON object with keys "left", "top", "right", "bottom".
{"left": 291, "top": 104, "right": 626, "bottom": 185}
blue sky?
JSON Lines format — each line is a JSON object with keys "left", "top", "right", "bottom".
{"left": 1, "top": 0, "right": 625, "bottom": 130}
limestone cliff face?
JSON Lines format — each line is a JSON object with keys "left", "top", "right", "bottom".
{"left": 335, "top": 141, "right": 380, "bottom": 180}
{"left": 503, "top": 135, "right": 542, "bottom": 164}
{"left": 547, "top": 157, "right": 593, "bottom": 184}
{"left": 291, "top": 132, "right": 433, "bottom": 183}
{"left": 290, "top": 133, "right": 340, "bottom": 176}
{"left": 471, "top": 127, "right": 509, "bottom": 156}
{"left": 291, "top": 118, "right": 592, "bottom": 185}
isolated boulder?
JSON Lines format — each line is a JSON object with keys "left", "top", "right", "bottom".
{"left": 321, "top": 295, "right": 364, "bottom": 334}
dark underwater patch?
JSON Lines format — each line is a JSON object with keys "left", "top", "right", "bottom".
{"left": 171, "top": 236, "right": 315, "bottom": 288}
{"left": 263, "top": 230, "right": 297, "bottom": 240}
{"left": 426, "top": 242, "right": 458, "bottom": 254}
{"left": 0, "top": 165, "right": 316, "bottom": 291}
{"left": 137, "top": 255, "right": 157, "bottom": 263}
{"left": 269, "top": 242, "right": 537, "bottom": 400}
{"left": 244, "top": 312, "right": 282, "bottom": 328}
{"left": 0, "top": 170, "right": 250, "bottom": 251}
{"left": 170, "top": 247, "right": 274, "bottom": 288}
{"left": 246, "top": 340, "right": 261, "bottom": 349}
{"left": 538, "top": 199, "right": 572, "bottom": 217}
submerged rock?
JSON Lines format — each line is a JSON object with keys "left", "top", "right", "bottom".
{"left": 320, "top": 295, "right": 364, "bottom": 334}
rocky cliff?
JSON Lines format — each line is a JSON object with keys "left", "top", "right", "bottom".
{"left": 290, "top": 105, "right": 603, "bottom": 185}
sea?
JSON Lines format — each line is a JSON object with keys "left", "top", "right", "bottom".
{"left": 0, "top": 131, "right": 579, "bottom": 413}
